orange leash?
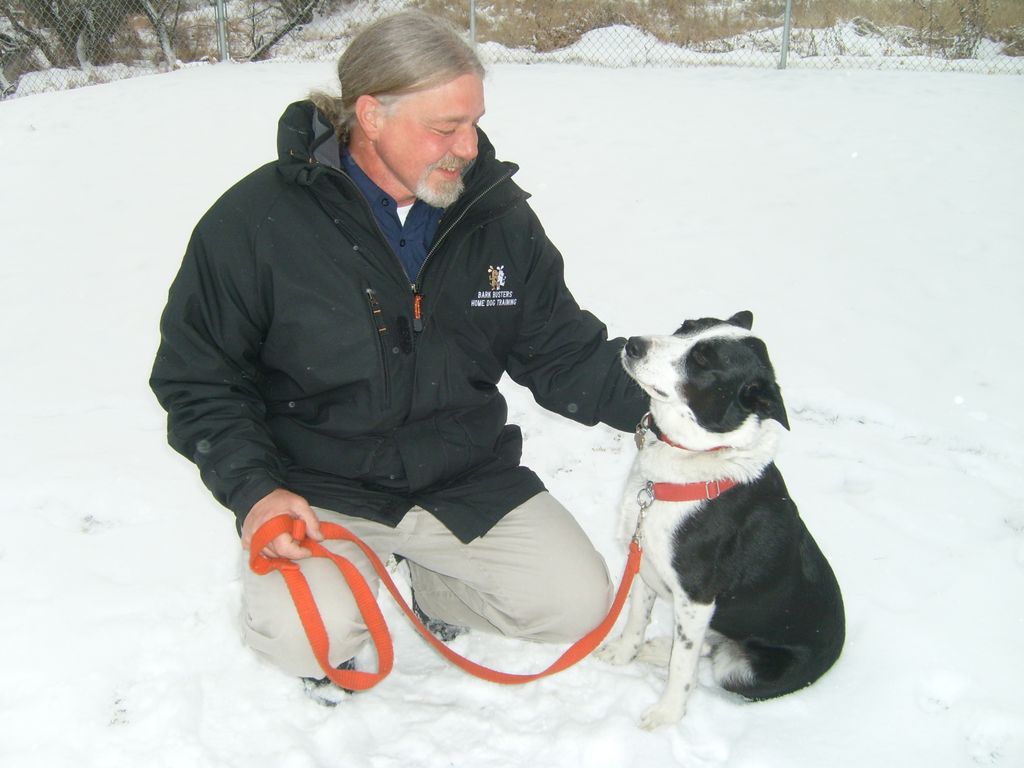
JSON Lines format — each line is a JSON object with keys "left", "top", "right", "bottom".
{"left": 249, "top": 515, "right": 643, "bottom": 690}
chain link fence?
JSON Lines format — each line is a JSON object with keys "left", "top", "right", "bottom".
{"left": 2, "top": 0, "right": 1021, "bottom": 98}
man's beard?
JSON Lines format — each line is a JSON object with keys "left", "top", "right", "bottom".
{"left": 415, "top": 156, "right": 468, "bottom": 208}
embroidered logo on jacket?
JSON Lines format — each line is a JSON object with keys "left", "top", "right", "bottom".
{"left": 471, "top": 265, "right": 518, "bottom": 308}
{"left": 488, "top": 265, "right": 506, "bottom": 291}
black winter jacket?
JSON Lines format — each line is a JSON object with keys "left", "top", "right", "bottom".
{"left": 151, "top": 101, "right": 647, "bottom": 542}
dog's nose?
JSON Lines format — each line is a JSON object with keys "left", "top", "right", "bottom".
{"left": 624, "top": 337, "right": 649, "bottom": 359}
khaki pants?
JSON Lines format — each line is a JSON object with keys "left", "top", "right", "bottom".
{"left": 241, "top": 492, "right": 613, "bottom": 678}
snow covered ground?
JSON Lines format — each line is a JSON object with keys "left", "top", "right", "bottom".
{"left": 1, "top": 61, "right": 1022, "bottom": 767}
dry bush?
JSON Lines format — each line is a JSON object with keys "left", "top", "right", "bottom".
{"left": 757, "top": 0, "right": 1021, "bottom": 56}
{"left": 414, "top": 0, "right": 619, "bottom": 51}
{"left": 415, "top": 0, "right": 1023, "bottom": 54}
{"left": 167, "top": 16, "right": 215, "bottom": 61}
{"left": 416, "top": 0, "right": 785, "bottom": 49}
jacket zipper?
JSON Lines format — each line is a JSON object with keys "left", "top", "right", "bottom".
{"left": 364, "top": 287, "right": 392, "bottom": 409}
{"left": 340, "top": 169, "right": 411, "bottom": 287}
{"left": 410, "top": 167, "right": 517, "bottom": 332}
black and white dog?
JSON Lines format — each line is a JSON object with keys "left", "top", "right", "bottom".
{"left": 598, "top": 311, "right": 844, "bottom": 730}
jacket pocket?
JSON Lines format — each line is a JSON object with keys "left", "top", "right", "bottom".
{"left": 364, "top": 286, "right": 392, "bottom": 410}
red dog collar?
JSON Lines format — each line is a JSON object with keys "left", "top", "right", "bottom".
{"left": 652, "top": 478, "right": 737, "bottom": 502}
{"left": 636, "top": 412, "right": 729, "bottom": 453}
{"left": 637, "top": 477, "right": 738, "bottom": 508}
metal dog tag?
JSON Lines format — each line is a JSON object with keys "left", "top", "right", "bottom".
{"left": 634, "top": 413, "right": 650, "bottom": 450}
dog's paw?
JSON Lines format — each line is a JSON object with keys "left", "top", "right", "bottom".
{"left": 639, "top": 699, "right": 686, "bottom": 731}
{"left": 596, "top": 638, "right": 641, "bottom": 666}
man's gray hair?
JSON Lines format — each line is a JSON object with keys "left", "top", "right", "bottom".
{"left": 311, "top": 10, "right": 484, "bottom": 139}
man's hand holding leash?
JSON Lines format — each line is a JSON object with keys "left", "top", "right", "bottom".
{"left": 241, "top": 488, "right": 324, "bottom": 560}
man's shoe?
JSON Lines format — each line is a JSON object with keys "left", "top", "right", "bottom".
{"left": 393, "top": 555, "right": 470, "bottom": 643}
{"left": 301, "top": 658, "right": 356, "bottom": 707}
{"left": 411, "top": 593, "right": 469, "bottom": 643}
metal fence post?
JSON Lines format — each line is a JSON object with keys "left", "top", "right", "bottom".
{"left": 469, "top": 0, "right": 477, "bottom": 47}
{"left": 779, "top": 0, "right": 793, "bottom": 69}
{"left": 215, "top": 0, "right": 230, "bottom": 62}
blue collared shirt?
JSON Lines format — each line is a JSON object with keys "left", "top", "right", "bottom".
{"left": 341, "top": 147, "right": 444, "bottom": 282}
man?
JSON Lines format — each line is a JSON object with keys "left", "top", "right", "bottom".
{"left": 150, "top": 9, "right": 647, "bottom": 704}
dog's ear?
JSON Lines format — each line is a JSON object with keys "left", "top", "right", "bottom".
{"left": 728, "top": 311, "right": 753, "bottom": 330}
{"left": 675, "top": 319, "right": 697, "bottom": 336}
{"left": 739, "top": 378, "right": 790, "bottom": 430}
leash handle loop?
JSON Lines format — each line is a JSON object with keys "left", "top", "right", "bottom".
{"left": 248, "top": 514, "right": 642, "bottom": 690}
{"left": 249, "top": 515, "right": 393, "bottom": 691}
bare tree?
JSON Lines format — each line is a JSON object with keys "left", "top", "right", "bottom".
{"left": 951, "top": 0, "right": 988, "bottom": 58}
{"left": 249, "top": 0, "right": 322, "bottom": 61}
{"left": 135, "top": 0, "right": 182, "bottom": 68}
{"left": 1, "top": 29, "right": 25, "bottom": 93}
{"left": 1, "top": 0, "right": 132, "bottom": 69}
{"left": 0, "top": 0, "right": 62, "bottom": 65}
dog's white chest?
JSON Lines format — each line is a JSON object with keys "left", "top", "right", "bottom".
{"left": 619, "top": 464, "right": 701, "bottom": 601}
{"left": 640, "top": 500, "right": 701, "bottom": 597}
